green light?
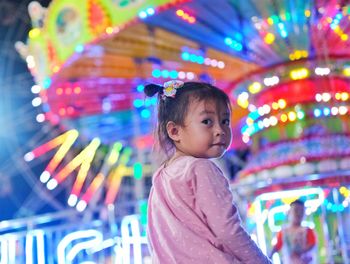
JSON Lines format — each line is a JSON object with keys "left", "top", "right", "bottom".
{"left": 119, "top": 0, "right": 130, "bottom": 7}
{"left": 285, "top": 12, "right": 291, "bottom": 21}
{"left": 139, "top": 200, "right": 148, "bottom": 226}
{"left": 120, "top": 147, "right": 132, "bottom": 163}
{"left": 297, "top": 111, "right": 305, "bottom": 119}
{"left": 134, "top": 162, "right": 143, "bottom": 180}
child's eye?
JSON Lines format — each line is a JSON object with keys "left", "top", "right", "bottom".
{"left": 202, "top": 119, "right": 213, "bottom": 125}
{"left": 222, "top": 119, "right": 230, "bottom": 125}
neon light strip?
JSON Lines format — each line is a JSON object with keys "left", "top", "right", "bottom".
{"left": 78, "top": 142, "right": 123, "bottom": 206}
{"left": 45, "top": 130, "right": 79, "bottom": 175}
{"left": 29, "top": 130, "right": 78, "bottom": 158}
{"left": 105, "top": 148, "right": 133, "bottom": 205}
{"left": 80, "top": 172, "right": 104, "bottom": 203}
{"left": 104, "top": 167, "right": 125, "bottom": 205}
{"left": 57, "top": 230, "right": 103, "bottom": 264}
{"left": 69, "top": 138, "right": 101, "bottom": 198}
{"left": 53, "top": 138, "right": 100, "bottom": 185}
{"left": 0, "top": 237, "right": 8, "bottom": 264}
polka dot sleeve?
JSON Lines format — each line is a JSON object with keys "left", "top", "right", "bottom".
{"left": 191, "top": 159, "right": 272, "bottom": 264}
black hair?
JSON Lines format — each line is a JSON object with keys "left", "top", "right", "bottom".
{"left": 144, "top": 81, "right": 231, "bottom": 158}
{"left": 290, "top": 199, "right": 305, "bottom": 207}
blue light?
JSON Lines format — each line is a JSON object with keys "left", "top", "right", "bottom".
{"left": 137, "top": 85, "right": 144, "bottom": 92}
{"left": 189, "top": 54, "right": 197, "bottom": 62}
{"left": 141, "top": 109, "right": 151, "bottom": 119}
{"left": 161, "top": 70, "right": 169, "bottom": 78}
{"left": 314, "top": 109, "right": 321, "bottom": 117}
{"left": 280, "top": 30, "right": 288, "bottom": 38}
{"left": 241, "top": 125, "right": 249, "bottom": 134}
{"left": 169, "top": 70, "right": 178, "bottom": 79}
{"left": 43, "top": 78, "right": 51, "bottom": 89}
{"left": 181, "top": 52, "right": 190, "bottom": 61}
{"left": 335, "top": 13, "right": 342, "bottom": 20}
{"left": 197, "top": 56, "right": 204, "bottom": 64}
{"left": 224, "top": 37, "right": 233, "bottom": 45}
{"left": 42, "top": 103, "right": 50, "bottom": 112}
{"left": 331, "top": 204, "right": 337, "bottom": 212}
{"left": 278, "top": 23, "right": 288, "bottom": 38}
{"left": 248, "top": 111, "right": 260, "bottom": 120}
{"left": 323, "top": 108, "right": 330, "bottom": 116}
{"left": 133, "top": 99, "right": 143, "bottom": 108}
{"left": 152, "top": 69, "right": 161, "bottom": 78}
{"left": 234, "top": 33, "right": 243, "bottom": 41}
{"left": 151, "top": 97, "right": 157, "bottom": 105}
{"left": 232, "top": 42, "right": 243, "bottom": 51}
{"left": 145, "top": 99, "right": 152, "bottom": 107}
{"left": 75, "top": 44, "right": 84, "bottom": 53}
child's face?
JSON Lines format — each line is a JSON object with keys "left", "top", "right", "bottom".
{"left": 175, "top": 99, "right": 232, "bottom": 159}
{"left": 288, "top": 203, "right": 305, "bottom": 226}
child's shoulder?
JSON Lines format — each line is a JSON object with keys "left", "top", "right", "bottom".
{"left": 164, "top": 156, "right": 219, "bottom": 178}
{"left": 177, "top": 156, "right": 217, "bottom": 169}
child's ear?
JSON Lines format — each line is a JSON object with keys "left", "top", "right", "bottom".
{"left": 166, "top": 121, "right": 180, "bottom": 142}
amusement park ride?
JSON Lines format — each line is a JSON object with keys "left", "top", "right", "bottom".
{"left": 1, "top": 0, "right": 350, "bottom": 262}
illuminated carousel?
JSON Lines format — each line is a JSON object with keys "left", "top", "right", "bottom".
{"left": 8, "top": 0, "right": 350, "bottom": 263}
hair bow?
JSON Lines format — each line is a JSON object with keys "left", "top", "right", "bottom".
{"left": 162, "top": 80, "right": 184, "bottom": 99}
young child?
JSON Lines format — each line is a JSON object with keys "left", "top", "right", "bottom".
{"left": 269, "top": 200, "right": 317, "bottom": 264}
{"left": 145, "top": 80, "right": 271, "bottom": 263}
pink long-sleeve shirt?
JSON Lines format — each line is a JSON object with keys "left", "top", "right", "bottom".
{"left": 147, "top": 156, "right": 271, "bottom": 264}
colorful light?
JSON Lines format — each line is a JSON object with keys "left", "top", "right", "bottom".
{"left": 290, "top": 68, "right": 309, "bottom": 80}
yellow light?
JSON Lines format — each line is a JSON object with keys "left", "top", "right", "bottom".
{"left": 52, "top": 66, "right": 60, "bottom": 73}
{"left": 305, "top": 10, "right": 311, "bottom": 17}
{"left": 105, "top": 27, "right": 114, "bottom": 34}
{"left": 326, "top": 17, "right": 333, "bottom": 23}
{"left": 341, "top": 34, "right": 348, "bottom": 41}
{"left": 335, "top": 92, "right": 342, "bottom": 100}
{"left": 341, "top": 92, "right": 349, "bottom": 101}
{"left": 272, "top": 102, "right": 279, "bottom": 110}
{"left": 290, "top": 68, "right": 309, "bottom": 80}
{"left": 288, "top": 111, "right": 297, "bottom": 121}
{"left": 246, "top": 118, "right": 254, "bottom": 125}
{"left": 343, "top": 68, "right": 350, "bottom": 76}
{"left": 29, "top": 28, "right": 40, "bottom": 39}
{"left": 294, "top": 50, "right": 302, "bottom": 59}
{"left": 237, "top": 98, "right": 249, "bottom": 109}
{"left": 248, "top": 82, "right": 262, "bottom": 94}
{"left": 278, "top": 99, "right": 287, "bottom": 109}
{"left": 264, "top": 33, "right": 275, "bottom": 44}
{"left": 340, "top": 186, "right": 346, "bottom": 194}
{"left": 176, "top": 9, "right": 184, "bottom": 16}
{"left": 289, "top": 54, "right": 295, "bottom": 60}
{"left": 301, "top": 50, "right": 308, "bottom": 57}
{"left": 267, "top": 17, "right": 274, "bottom": 25}
{"left": 281, "top": 114, "right": 288, "bottom": 122}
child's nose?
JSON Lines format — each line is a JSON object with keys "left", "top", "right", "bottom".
{"left": 215, "top": 125, "right": 225, "bottom": 136}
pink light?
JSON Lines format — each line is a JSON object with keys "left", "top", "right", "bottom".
{"left": 80, "top": 173, "right": 105, "bottom": 203}
{"left": 104, "top": 168, "right": 124, "bottom": 205}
